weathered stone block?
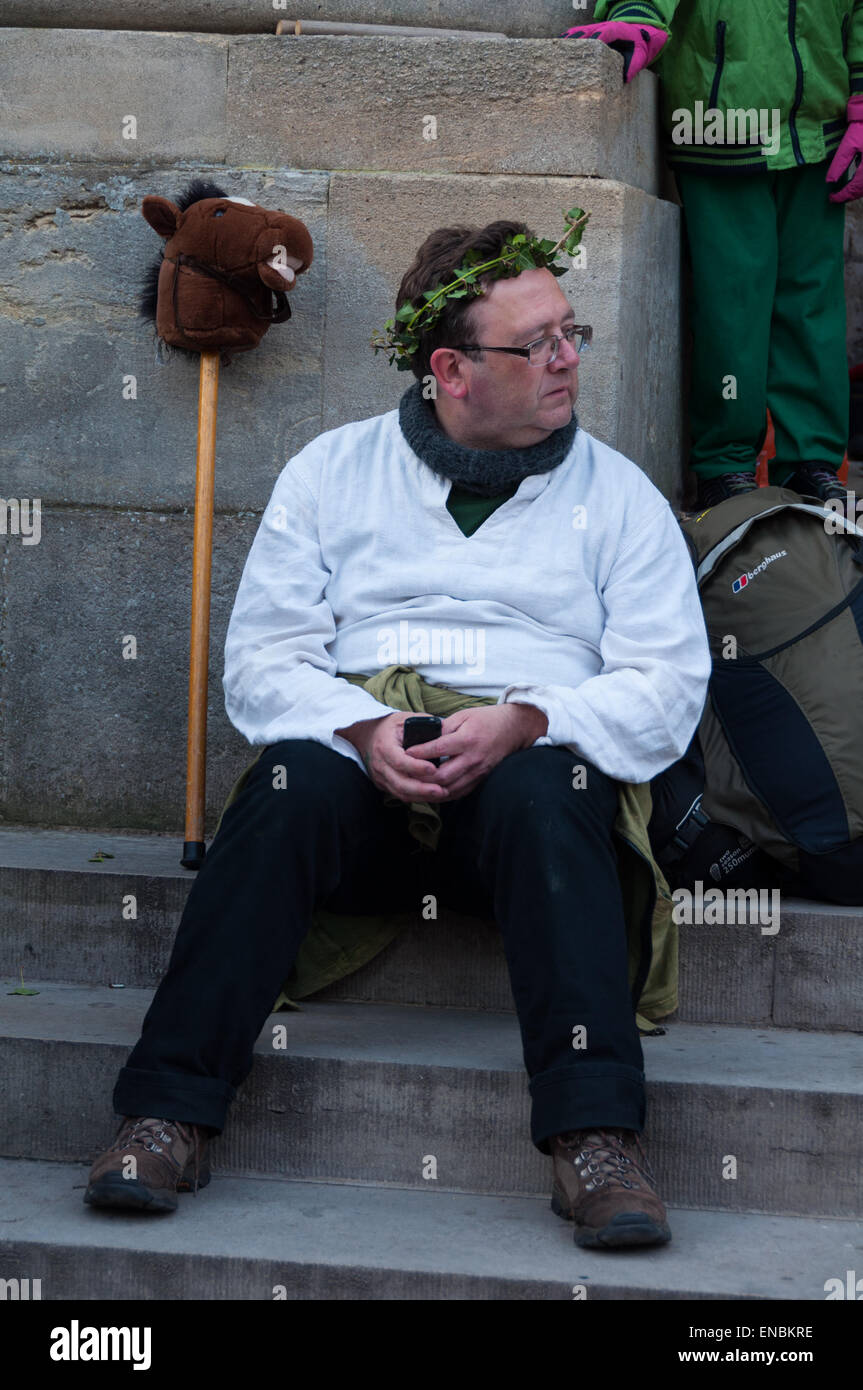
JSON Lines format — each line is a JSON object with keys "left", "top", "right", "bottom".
{"left": 0, "top": 164, "right": 327, "bottom": 511}
{"left": 227, "top": 35, "right": 660, "bottom": 193}
{"left": 1, "top": 0, "right": 598, "bottom": 39}
{"left": 0, "top": 509, "right": 257, "bottom": 829}
{"left": 325, "top": 171, "right": 682, "bottom": 498}
{"left": 1, "top": 29, "right": 658, "bottom": 187}
{"left": 0, "top": 29, "right": 228, "bottom": 162}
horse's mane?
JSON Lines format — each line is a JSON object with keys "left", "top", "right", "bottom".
{"left": 139, "top": 179, "right": 229, "bottom": 323}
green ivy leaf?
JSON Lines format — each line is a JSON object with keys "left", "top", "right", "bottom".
{"left": 370, "top": 207, "right": 590, "bottom": 371}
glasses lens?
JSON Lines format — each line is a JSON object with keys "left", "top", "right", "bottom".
{"left": 526, "top": 328, "right": 590, "bottom": 364}
{"left": 528, "top": 336, "right": 556, "bottom": 366}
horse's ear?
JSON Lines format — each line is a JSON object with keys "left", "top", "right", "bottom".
{"left": 142, "top": 196, "right": 180, "bottom": 239}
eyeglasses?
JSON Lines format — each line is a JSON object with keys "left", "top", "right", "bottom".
{"left": 450, "top": 323, "right": 592, "bottom": 367}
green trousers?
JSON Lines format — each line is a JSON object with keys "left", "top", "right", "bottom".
{"left": 677, "top": 162, "right": 848, "bottom": 481}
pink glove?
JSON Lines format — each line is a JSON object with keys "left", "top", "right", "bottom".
{"left": 561, "top": 20, "right": 668, "bottom": 82}
{"left": 827, "top": 95, "right": 863, "bottom": 204}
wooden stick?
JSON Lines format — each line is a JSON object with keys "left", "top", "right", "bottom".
{"left": 181, "top": 350, "right": 220, "bottom": 869}
{"left": 275, "top": 18, "right": 507, "bottom": 39}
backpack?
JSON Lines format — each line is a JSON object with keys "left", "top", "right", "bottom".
{"left": 647, "top": 728, "right": 792, "bottom": 897}
{"left": 676, "top": 486, "right": 863, "bottom": 906}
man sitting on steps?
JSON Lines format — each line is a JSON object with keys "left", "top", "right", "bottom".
{"left": 85, "top": 217, "right": 711, "bottom": 1250}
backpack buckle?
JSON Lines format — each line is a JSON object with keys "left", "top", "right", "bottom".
{"left": 663, "top": 797, "right": 710, "bottom": 863}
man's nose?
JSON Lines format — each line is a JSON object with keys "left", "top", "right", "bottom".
{"left": 553, "top": 338, "right": 579, "bottom": 369}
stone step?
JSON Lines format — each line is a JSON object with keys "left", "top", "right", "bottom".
{"left": 1, "top": 1156, "right": 859, "bottom": 1301}
{"left": 2, "top": 827, "right": 861, "bottom": 1032}
{"left": 0, "top": 27, "right": 657, "bottom": 190}
{"left": 0, "top": 1, "right": 596, "bottom": 40}
{"left": 2, "top": 983, "right": 861, "bottom": 1218}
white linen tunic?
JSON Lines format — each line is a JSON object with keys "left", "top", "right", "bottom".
{"left": 223, "top": 409, "right": 711, "bottom": 784}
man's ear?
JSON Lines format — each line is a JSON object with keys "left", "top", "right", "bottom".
{"left": 429, "top": 347, "right": 469, "bottom": 399}
{"left": 141, "top": 196, "right": 180, "bottom": 238}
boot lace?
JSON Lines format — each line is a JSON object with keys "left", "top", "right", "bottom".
{"left": 720, "top": 471, "right": 758, "bottom": 496}
{"left": 800, "top": 466, "right": 846, "bottom": 498}
{"left": 557, "top": 1128, "right": 656, "bottom": 1194}
{"left": 113, "top": 1116, "right": 206, "bottom": 1194}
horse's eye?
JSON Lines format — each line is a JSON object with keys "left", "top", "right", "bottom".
{"left": 213, "top": 209, "right": 225, "bottom": 217}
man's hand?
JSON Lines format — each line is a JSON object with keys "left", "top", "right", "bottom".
{"left": 418, "top": 704, "right": 549, "bottom": 801}
{"left": 337, "top": 703, "right": 548, "bottom": 804}
{"left": 336, "top": 712, "right": 445, "bottom": 803}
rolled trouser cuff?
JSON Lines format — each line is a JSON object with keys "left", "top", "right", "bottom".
{"left": 529, "top": 1062, "right": 646, "bottom": 1155}
{"left": 689, "top": 463, "right": 757, "bottom": 479}
{"left": 112, "top": 1067, "right": 236, "bottom": 1135}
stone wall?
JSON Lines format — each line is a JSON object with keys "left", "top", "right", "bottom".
{"left": 0, "top": 0, "right": 599, "bottom": 36}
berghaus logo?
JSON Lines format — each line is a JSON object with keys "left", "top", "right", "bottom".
{"left": 731, "top": 549, "right": 787, "bottom": 593}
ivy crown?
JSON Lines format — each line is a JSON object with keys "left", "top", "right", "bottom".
{"left": 371, "top": 208, "right": 590, "bottom": 371}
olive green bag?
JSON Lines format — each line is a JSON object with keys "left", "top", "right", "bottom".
{"left": 679, "top": 486, "right": 863, "bottom": 904}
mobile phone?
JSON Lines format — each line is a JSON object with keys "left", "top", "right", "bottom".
{"left": 402, "top": 715, "right": 442, "bottom": 767}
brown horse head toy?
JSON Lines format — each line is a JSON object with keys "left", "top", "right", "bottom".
{"left": 137, "top": 181, "right": 315, "bottom": 869}
{"left": 140, "top": 179, "right": 314, "bottom": 362}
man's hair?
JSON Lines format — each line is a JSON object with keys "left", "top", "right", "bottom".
{"left": 395, "top": 219, "right": 536, "bottom": 383}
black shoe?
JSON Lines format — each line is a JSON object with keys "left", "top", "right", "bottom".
{"left": 695, "top": 471, "right": 758, "bottom": 510}
{"left": 782, "top": 465, "right": 847, "bottom": 503}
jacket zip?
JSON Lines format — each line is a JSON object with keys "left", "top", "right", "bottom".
{"left": 707, "top": 19, "right": 726, "bottom": 110}
{"left": 787, "top": 0, "right": 805, "bottom": 164}
{"left": 842, "top": 11, "right": 850, "bottom": 59}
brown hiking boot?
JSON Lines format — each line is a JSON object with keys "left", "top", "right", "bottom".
{"left": 84, "top": 1116, "right": 211, "bottom": 1213}
{"left": 550, "top": 1127, "right": 671, "bottom": 1249}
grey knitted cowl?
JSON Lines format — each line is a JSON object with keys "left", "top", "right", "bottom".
{"left": 398, "top": 378, "right": 578, "bottom": 498}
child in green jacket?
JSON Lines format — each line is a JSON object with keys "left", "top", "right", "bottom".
{"left": 565, "top": 1, "right": 863, "bottom": 507}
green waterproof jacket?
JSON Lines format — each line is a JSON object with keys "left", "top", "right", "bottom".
{"left": 592, "top": 0, "right": 863, "bottom": 172}
{"left": 213, "top": 664, "right": 679, "bottom": 1035}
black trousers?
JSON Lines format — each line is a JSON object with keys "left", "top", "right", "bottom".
{"left": 113, "top": 740, "right": 647, "bottom": 1155}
